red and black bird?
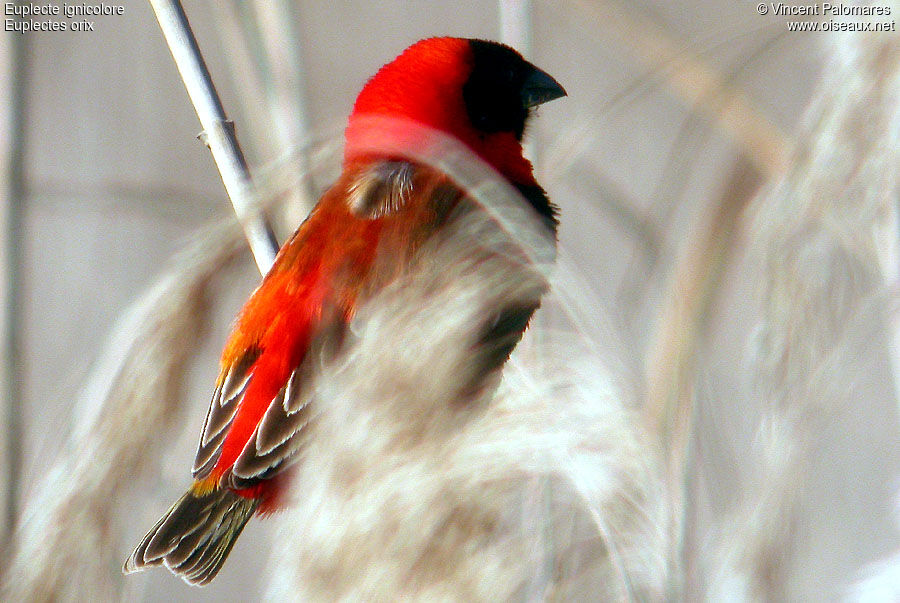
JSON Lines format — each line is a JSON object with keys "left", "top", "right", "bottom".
{"left": 124, "top": 36, "right": 565, "bottom": 585}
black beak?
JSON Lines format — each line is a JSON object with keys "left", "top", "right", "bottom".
{"left": 521, "top": 66, "right": 567, "bottom": 108}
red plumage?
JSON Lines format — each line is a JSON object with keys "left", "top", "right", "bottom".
{"left": 124, "top": 36, "right": 565, "bottom": 585}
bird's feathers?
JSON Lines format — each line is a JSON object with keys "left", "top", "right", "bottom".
{"left": 347, "top": 162, "right": 416, "bottom": 219}
{"left": 193, "top": 348, "right": 260, "bottom": 478}
{"left": 123, "top": 488, "right": 257, "bottom": 585}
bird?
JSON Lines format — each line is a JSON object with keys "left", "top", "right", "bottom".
{"left": 123, "top": 36, "right": 565, "bottom": 586}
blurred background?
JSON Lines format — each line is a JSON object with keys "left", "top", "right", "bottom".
{"left": 1, "top": 0, "right": 899, "bottom": 600}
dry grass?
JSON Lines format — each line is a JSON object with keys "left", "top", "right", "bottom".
{"left": 1, "top": 221, "right": 245, "bottom": 601}
{"left": 263, "top": 134, "right": 666, "bottom": 600}
{"left": 706, "top": 15, "right": 900, "bottom": 601}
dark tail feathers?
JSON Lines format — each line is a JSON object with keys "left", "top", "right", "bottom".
{"left": 123, "top": 487, "right": 258, "bottom": 586}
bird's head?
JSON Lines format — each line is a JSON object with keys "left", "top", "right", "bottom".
{"left": 345, "top": 37, "right": 566, "bottom": 185}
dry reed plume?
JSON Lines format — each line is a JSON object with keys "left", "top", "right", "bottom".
{"left": 1, "top": 223, "right": 244, "bottom": 601}
{"left": 708, "top": 8, "right": 900, "bottom": 600}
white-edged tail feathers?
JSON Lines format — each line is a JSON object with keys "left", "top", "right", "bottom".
{"left": 123, "top": 488, "right": 257, "bottom": 586}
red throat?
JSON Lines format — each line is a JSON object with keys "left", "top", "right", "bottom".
{"left": 344, "top": 37, "right": 537, "bottom": 186}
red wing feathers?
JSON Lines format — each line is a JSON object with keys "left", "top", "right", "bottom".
{"left": 194, "top": 162, "right": 467, "bottom": 493}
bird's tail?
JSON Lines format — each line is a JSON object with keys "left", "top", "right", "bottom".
{"left": 123, "top": 486, "right": 258, "bottom": 585}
